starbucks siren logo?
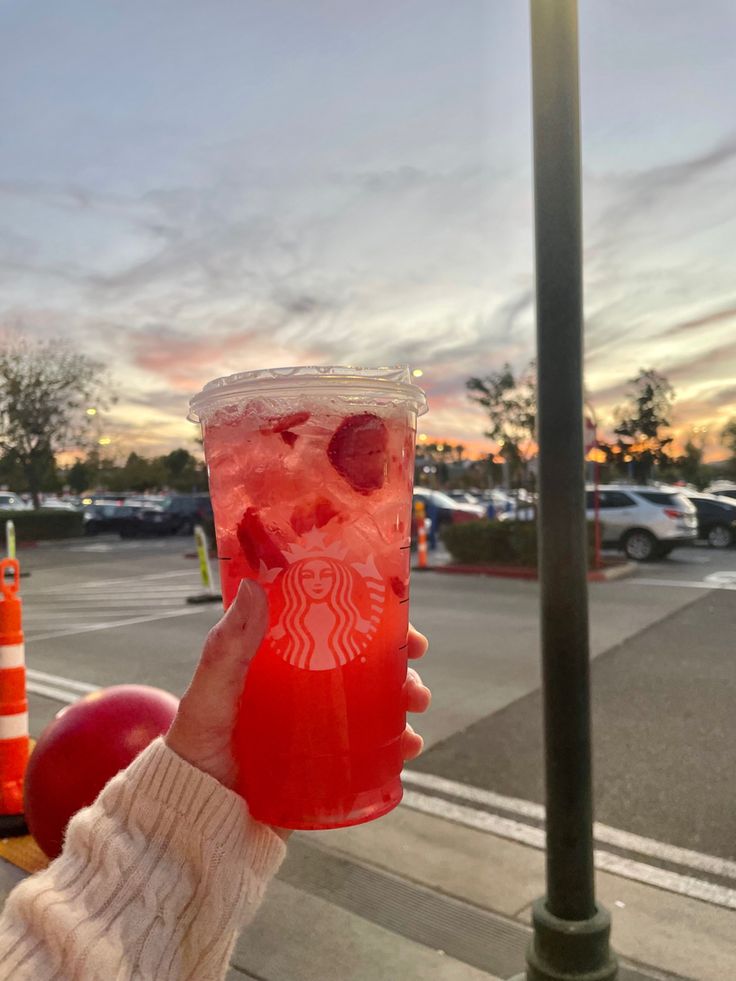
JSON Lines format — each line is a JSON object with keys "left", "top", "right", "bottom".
{"left": 264, "top": 529, "right": 385, "bottom": 671}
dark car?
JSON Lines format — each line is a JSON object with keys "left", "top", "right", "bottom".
{"left": 83, "top": 503, "right": 140, "bottom": 536}
{"left": 121, "top": 494, "right": 213, "bottom": 538}
{"left": 120, "top": 502, "right": 172, "bottom": 537}
{"left": 160, "top": 494, "right": 213, "bottom": 534}
{"left": 684, "top": 494, "right": 736, "bottom": 549}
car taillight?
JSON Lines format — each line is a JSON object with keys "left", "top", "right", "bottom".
{"left": 664, "top": 508, "right": 684, "bottom": 520}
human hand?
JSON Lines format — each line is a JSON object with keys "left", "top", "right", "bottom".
{"left": 165, "top": 578, "right": 431, "bottom": 816}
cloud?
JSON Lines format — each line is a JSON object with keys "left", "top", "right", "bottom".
{"left": 666, "top": 303, "right": 736, "bottom": 336}
{"left": 1, "top": 129, "right": 735, "bottom": 458}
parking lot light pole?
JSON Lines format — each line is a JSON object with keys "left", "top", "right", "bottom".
{"left": 510, "top": 3, "right": 618, "bottom": 979}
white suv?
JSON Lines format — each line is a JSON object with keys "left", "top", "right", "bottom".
{"left": 586, "top": 485, "right": 698, "bottom": 561}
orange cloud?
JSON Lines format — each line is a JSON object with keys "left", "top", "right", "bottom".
{"left": 130, "top": 326, "right": 324, "bottom": 393}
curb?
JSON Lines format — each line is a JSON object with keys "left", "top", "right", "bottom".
{"left": 415, "top": 561, "right": 637, "bottom": 582}
{"left": 588, "top": 561, "right": 637, "bottom": 582}
{"left": 416, "top": 564, "right": 538, "bottom": 580}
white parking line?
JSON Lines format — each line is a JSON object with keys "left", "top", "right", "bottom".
{"left": 402, "top": 771, "right": 736, "bottom": 881}
{"left": 40, "top": 571, "right": 199, "bottom": 592}
{"left": 25, "top": 586, "right": 201, "bottom": 611}
{"left": 25, "top": 668, "right": 101, "bottom": 704}
{"left": 26, "top": 669, "right": 98, "bottom": 693}
{"left": 40, "top": 584, "right": 197, "bottom": 593}
{"left": 27, "top": 589, "right": 195, "bottom": 598}
{"left": 630, "top": 578, "right": 736, "bottom": 591}
{"left": 29, "top": 605, "right": 209, "bottom": 642}
{"left": 26, "top": 680, "right": 88, "bottom": 704}
{"left": 402, "top": 790, "right": 736, "bottom": 911}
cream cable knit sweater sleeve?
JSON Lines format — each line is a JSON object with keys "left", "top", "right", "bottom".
{"left": 0, "top": 738, "right": 286, "bottom": 981}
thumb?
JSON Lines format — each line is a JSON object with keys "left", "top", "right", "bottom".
{"left": 189, "top": 578, "right": 268, "bottom": 704}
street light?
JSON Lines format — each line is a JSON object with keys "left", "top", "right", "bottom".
{"left": 510, "top": 3, "right": 617, "bottom": 979}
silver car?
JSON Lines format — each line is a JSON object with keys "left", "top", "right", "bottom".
{"left": 0, "top": 492, "right": 29, "bottom": 510}
{"left": 586, "top": 485, "right": 698, "bottom": 561}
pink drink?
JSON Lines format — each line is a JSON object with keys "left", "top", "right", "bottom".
{"left": 189, "top": 367, "right": 427, "bottom": 829}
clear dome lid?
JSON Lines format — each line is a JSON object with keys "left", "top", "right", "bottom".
{"left": 188, "top": 364, "right": 428, "bottom": 422}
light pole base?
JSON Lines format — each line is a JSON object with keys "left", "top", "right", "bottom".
{"left": 508, "top": 898, "right": 618, "bottom": 981}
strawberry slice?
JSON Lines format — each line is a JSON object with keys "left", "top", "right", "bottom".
{"left": 390, "top": 576, "right": 407, "bottom": 599}
{"left": 237, "top": 508, "right": 288, "bottom": 572}
{"left": 259, "top": 411, "right": 311, "bottom": 443}
{"left": 272, "top": 411, "right": 310, "bottom": 433}
{"left": 290, "top": 496, "right": 339, "bottom": 535}
{"left": 327, "top": 413, "right": 389, "bottom": 494}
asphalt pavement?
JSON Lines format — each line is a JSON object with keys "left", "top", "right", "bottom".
{"left": 5, "top": 535, "right": 736, "bottom": 980}
{"left": 412, "top": 586, "right": 735, "bottom": 860}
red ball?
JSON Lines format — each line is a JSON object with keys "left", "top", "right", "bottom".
{"left": 25, "top": 685, "right": 179, "bottom": 859}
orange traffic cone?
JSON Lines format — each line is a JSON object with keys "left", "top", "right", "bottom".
{"left": 0, "top": 558, "right": 29, "bottom": 836}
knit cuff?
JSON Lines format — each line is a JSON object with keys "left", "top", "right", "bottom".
{"left": 120, "top": 737, "right": 286, "bottom": 882}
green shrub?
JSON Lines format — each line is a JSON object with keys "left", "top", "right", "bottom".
{"left": 0, "top": 509, "right": 84, "bottom": 543}
{"left": 440, "top": 519, "right": 597, "bottom": 568}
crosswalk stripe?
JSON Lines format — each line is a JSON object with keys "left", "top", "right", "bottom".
{"left": 25, "top": 598, "right": 198, "bottom": 607}
{"left": 402, "top": 771, "right": 736, "bottom": 881}
{"left": 402, "top": 790, "right": 736, "bottom": 912}
{"left": 40, "top": 571, "right": 199, "bottom": 592}
{"left": 28, "top": 593, "right": 197, "bottom": 603}
{"left": 26, "top": 669, "right": 98, "bottom": 693}
{"left": 29, "top": 605, "right": 209, "bottom": 642}
{"left": 19, "top": 568, "right": 219, "bottom": 641}
{"left": 26, "top": 680, "right": 80, "bottom": 703}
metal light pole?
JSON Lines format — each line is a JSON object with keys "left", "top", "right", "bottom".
{"left": 511, "top": 3, "right": 617, "bottom": 979}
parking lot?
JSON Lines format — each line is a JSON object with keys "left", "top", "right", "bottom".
{"left": 14, "top": 536, "right": 734, "bottom": 847}
{"left": 8, "top": 535, "right": 736, "bottom": 980}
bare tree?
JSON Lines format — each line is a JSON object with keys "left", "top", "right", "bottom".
{"left": 0, "top": 337, "right": 110, "bottom": 507}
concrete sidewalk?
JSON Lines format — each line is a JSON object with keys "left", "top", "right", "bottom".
{"left": 310, "top": 804, "right": 733, "bottom": 981}
{"left": 0, "top": 834, "right": 501, "bottom": 981}
{"left": 4, "top": 799, "right": 732, "bottom": 979}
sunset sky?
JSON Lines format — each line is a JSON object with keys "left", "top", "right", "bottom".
{"left": 1, "top": 1, "right": 735, "bottom": 461}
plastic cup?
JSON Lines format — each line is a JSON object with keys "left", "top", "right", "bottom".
{"left": 189, "top": 366, "right": 427, "bottom": 829}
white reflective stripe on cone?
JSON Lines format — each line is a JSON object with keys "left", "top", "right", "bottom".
{"left": 0, "top": 712, "right": 29, "bottom": 739}
{"left": 0, "top": 644, "right": 25, "bottom": 669}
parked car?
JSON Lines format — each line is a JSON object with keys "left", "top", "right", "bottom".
{"left": 0, "top": 492, "right": 29, "bottom": 510}
{"left": 479, "top": 489, "right": 515, "bottom": 518}
{"left": 120, "top": 503, "right": 171, "bottom": 537}
{"left": 585, "top": 485, "right": 697, "bottom": 561}
{"left": 706, "top": 480, "right": 736, "bottom": 499}
{"left": 81, "top": 493, "right": 128, "bottom": 506}
{"left": 83, "top": 502, "right": 141, "bottom": 535}
{"left": 159, "top": 494, "right": 213, "bottom": 535}
{"left": 679, "top": 493, "right": 736, "bottom": 549}
{"left": 497, "top": 504, "right": 536, "bottom": 522}
{"left": 412, "top": 487, "right": 485, "bottom": 544}
{"left": 39, "top": 497, "right": 80, "bottom": 511}
{"left": 120, "top": 494, "right": 213, "bottom": 538}
{"left": 446, "top": 490, "right": 482, "bottom": 506}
